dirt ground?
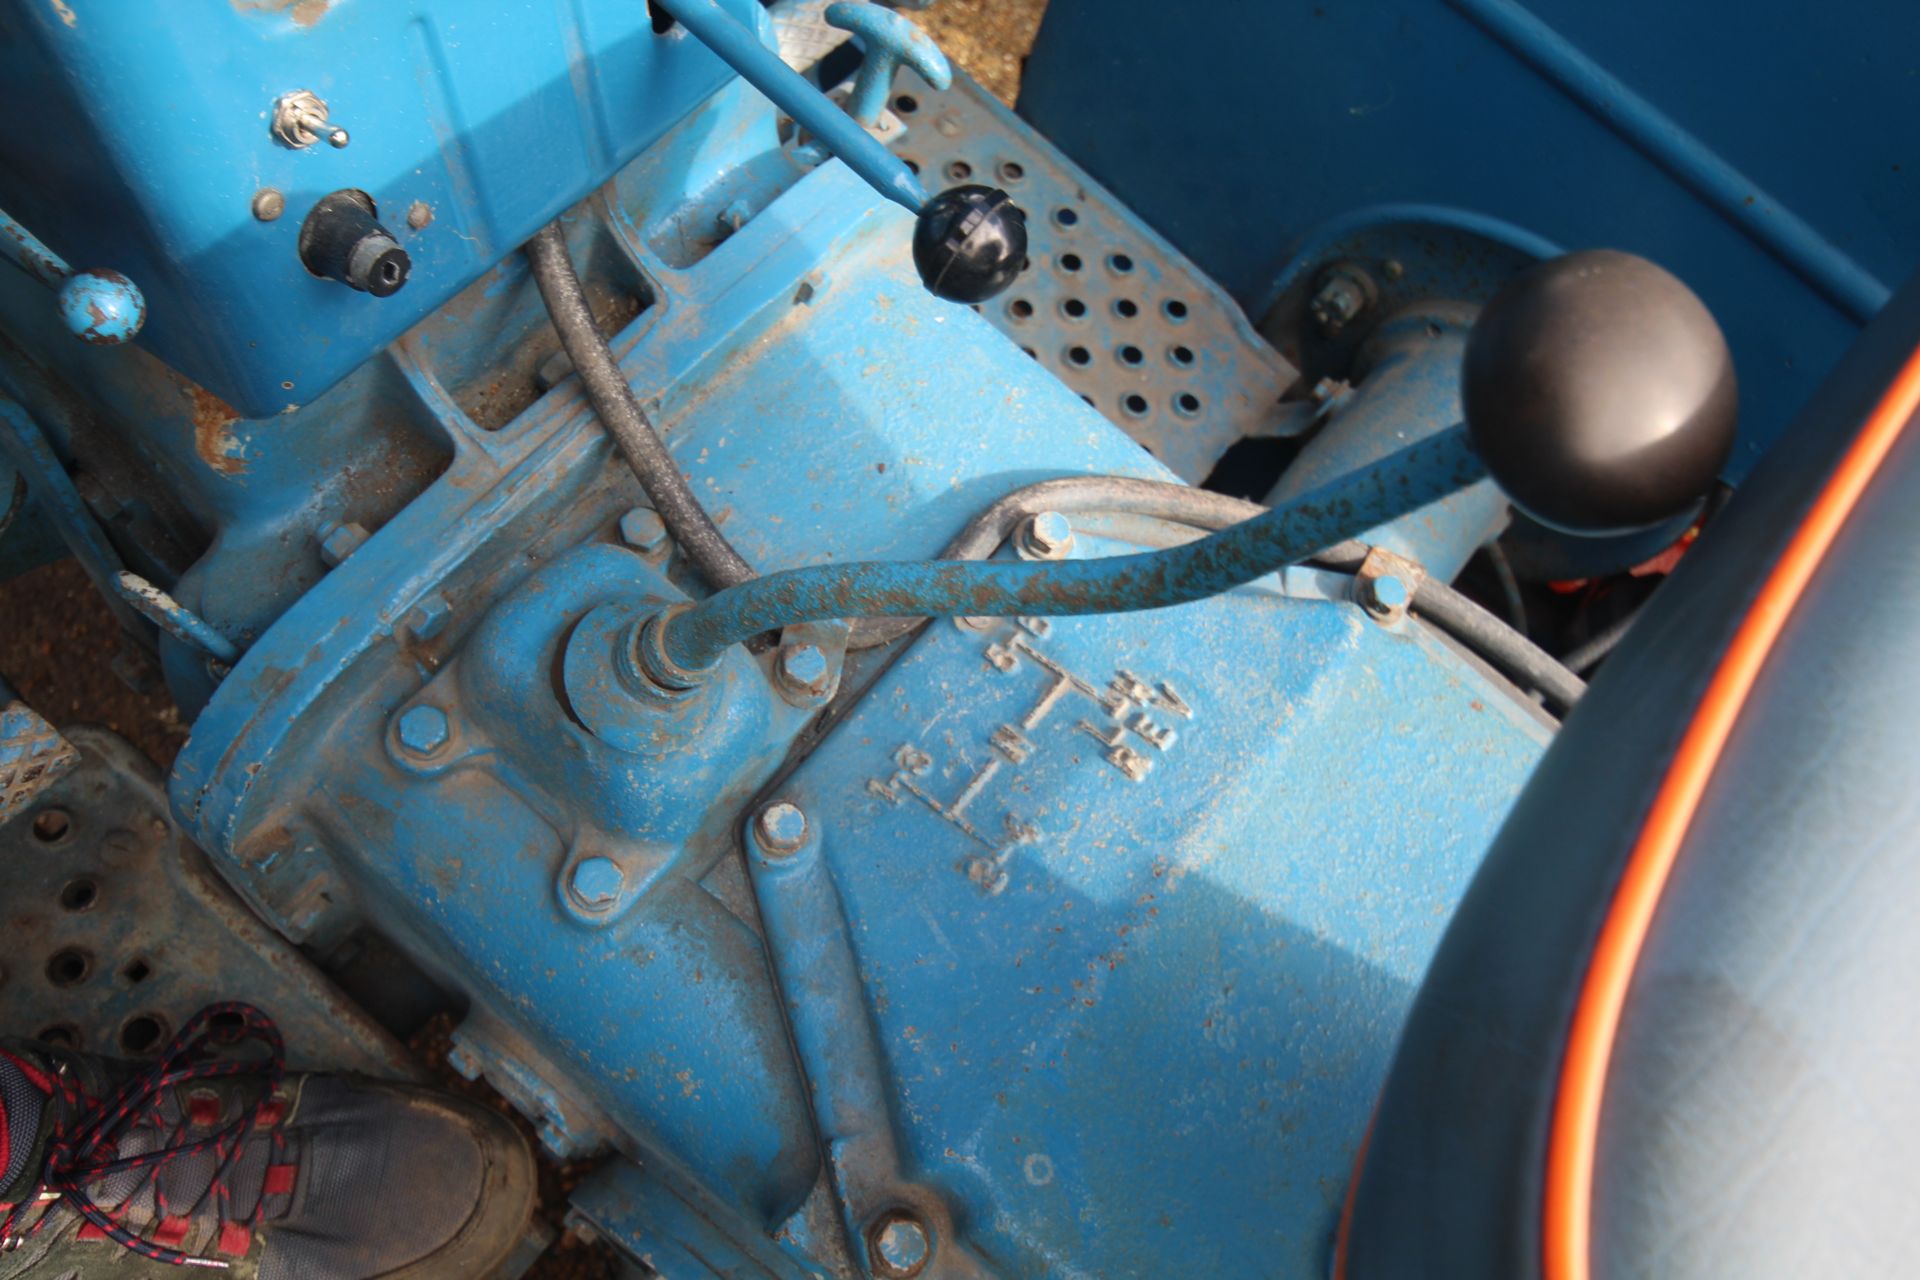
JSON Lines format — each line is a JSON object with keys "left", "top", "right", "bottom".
{"left": 0, "top": 3, "right": 1044, "bottom": 1275}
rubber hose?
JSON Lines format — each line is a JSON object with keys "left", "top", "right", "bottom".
{"left": 849, "top": 474, "right": 1584, "bottom": 714}
{"left": 525, "top": 223, "right": 756, "bottom": 590}
{"left": 1559, "top": 611, "right": 1637, "bottom": 676}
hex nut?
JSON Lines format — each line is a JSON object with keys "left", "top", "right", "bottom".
{"left": 1016, "top": 510, "right": 1074, "bottom": 560}
{"left": 396, "top": 705, "right": 450, "bottom": 756}
{"left": 569, "top": 856, "right": 625, "bottom": 909}
{"left": 1362, "top": 573, "right": 1411, "bottom": 620}
{"left": 317, "top": 521, "right": 369, "bottom": 568}
{"left": 754, "top": 802, "right": 808, "bottom": 855}
{"left": 618, "top": 508, "right": 670, "bottom": 556}
{"left": 868, "top": 1212, "right": 931, "bottom": 1278}
{"left": 777, "top": 643, "right": 830, "bottom": 695}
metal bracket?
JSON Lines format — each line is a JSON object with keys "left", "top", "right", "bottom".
{"left": 1354, "top": 545, "right": 1427, "bottom": 625}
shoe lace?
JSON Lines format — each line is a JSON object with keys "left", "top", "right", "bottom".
{"left": 0, "top": 1002, "right": 285, "bottom": 1270}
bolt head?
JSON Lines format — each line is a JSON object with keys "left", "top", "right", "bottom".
{"left": 317, "top": 521, "right": 369, "bottom": 568}
{"left": 1018, "top": 510, "right": 1074, "bottom": 560}
{"left": 869, "top": 1213, "right": 931, "bottom": 1277}
{"left": 1310, "top": 267, "right": 1373, "bottom": 336}
{"left": 396, "top": 704, "right": 451, "bottom": 756}
{"left": 252, "top": 188, "right": 286, "bottom": 222}
{"left": 406, "top": 200, "right": 433, "bottom": 230}
{"left": 778, "top": 643, "right": 830, "bottom": 691}
{"left": 754, "top": 801, "right": 809, "bottom": 855}
{"left": 402, "top": 595, "right": 452, "bottom": 643}
{"left": 1364, "top": 573, "right": 1410, "bottom": 618}
{"left": 569, "top": 856, "right": 625, "bottom": 908}
{"left": 618, "top": 507, "right": 670, "bottom": 556}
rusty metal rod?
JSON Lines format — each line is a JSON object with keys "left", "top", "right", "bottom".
{"left": 660, "top": 428, "right": 1486, "bottom": 673}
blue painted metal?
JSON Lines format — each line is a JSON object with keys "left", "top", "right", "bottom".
{"left": 0, "top": 395, "right": 148, "bottom": 639}
{"left": 566, "top": 1160, "right": 822, "bottom": 1279}
{"left": 1448, "top": 0, "right": 1886, "bottom": 325}
{"left": 754, "top": 527, "right": 1549, "bottom": 1276}
{"left": 825, "top": 2, "right": 952, "bottom": 127}
{"left": 1018, "top": 0, "right": 1919, "bottom": 477}
{"left": 1367, "top": 571, "right": 1411, "bottom": 615}
{"left": 885, "top": 66, "right": 1305, "bottom": 481}
{"left": 0, "top": 206, "right": 146, "bottom": 346}
{"left": 655, "top": 428, "right": 1485, "bottom": 672}
{"left": 395, "top": 704, "right": 451, "bottom": 757}
{"left": 0, "top": 677, "right": 78, "bottom": 827}
{"left": 113, "top": 571, "right": 241, "bottom": 665}
{"left": 0, "top": 0, "right": 764, "bottom": 416}
{"left": 568, "top": 855, "right": 626, "bottom": 909}
{"left": 1268, "top": 307, "right": 1508, "bottom": 581}
{"left": 657, "top": 0, "right": 929, "bottom": 212}
{"left": 0, "top": 12, "right": 1601, "bottom": 1273}
{"left": 123, "top": 60, "right": 1548, "bottom": 1260}
{"left": 52, "top": 270, "right": 146, "bottom": 347}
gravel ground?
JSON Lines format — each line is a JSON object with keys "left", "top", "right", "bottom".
{"left": 0, "top": 557, "right": 188, "bottom": 768}
{"left": 0, "top": 3, "right": 1046, "bottom": 1275}
{"left": 905, "top": 0, "right": 1049, "bottom": 105}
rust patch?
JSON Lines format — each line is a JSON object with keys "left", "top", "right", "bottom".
{"left": 231, "top": 0, "right": 328, "bottom": 23}
{"left": 188, "top": 386, "right": 248, "bottom": 476}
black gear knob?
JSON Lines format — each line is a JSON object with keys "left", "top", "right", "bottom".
{"left": 1462, "top": 249, "right": 1736, "bottom": 535}
{"left": 913, "top": 185, "right": 1027, "bottom": 303}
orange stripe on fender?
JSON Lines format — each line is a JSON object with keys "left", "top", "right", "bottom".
{"left": 1544, "top": 343, "right": 1920, "bottom": 1280}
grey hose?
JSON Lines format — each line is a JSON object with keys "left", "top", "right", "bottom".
{"left": 1560, "top": 610, "right": 1637, "bottom": 676}
{"left": 525, "top": 223, "right": 756, "bottom": 590}
{"left": 1408, "top": 576, "right": 1584, "bottom": 710}
{"left": 852, "top": 474, "right": 1585, "bottom": 714}
{"left": 1484, "top": 540, "right": 1529, "bottom": 635}
{"left": 849, "top": 478, "right": 1269, "bottom": 648}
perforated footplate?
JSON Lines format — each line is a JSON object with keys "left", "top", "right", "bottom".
{"left": 0, "top": 697, "right": 78, "bottom": 826}
{"left": 0, "top": 727, "right": 413, "bottom": 1074}
{"left": 889, "top": 69, "right": 1304, "bottom": 483}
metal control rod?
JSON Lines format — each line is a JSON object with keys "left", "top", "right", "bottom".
{"left": 658, "top": 428, "right": 1487, "bottom": 674}
{"left": 653, "top": 0, "right": 928, "bottom": 212}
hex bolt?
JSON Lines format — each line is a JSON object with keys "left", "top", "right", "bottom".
{"left": 777, "top": 643, "right": 830, "bottom": 696}
{"left": 1016, "top": 510, "right": 1074, "bottom": 560}
{"left": 396, "top": 705, "right": 450, "bottom": 757}
{"left": 316, "top": 520, "right": 369, "bottom": 568}
{"left": 569, "top": 856, "right": 625, "bottom": 910}
{"left": 1310, "top": 267, "right": 1373, "bottom": 337}
{"left": 1362, "top": 573, "right": 1411, "bottom": 621}
{"left": 618, "top": 507, "right": 670, "bottom": 557}
{"left": 402, "top": 594, "right": 452, "bottom": 643}
{"left": 868, "top": 1212, "right": 931, "bottom": 1278}
{"left": 754, "top": 801, "right": 809, "bottom": 856}
{"left": 535, "top": 348, "right": 576, "bottom": 391}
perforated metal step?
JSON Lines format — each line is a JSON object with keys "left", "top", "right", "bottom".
{"left": 1, "top": 729, "right": 412, "bottom": 1074}
{"left": 888, "top": 69, "right": 1304, "bottom": 483}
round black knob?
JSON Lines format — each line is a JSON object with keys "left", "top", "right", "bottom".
{"left": 1462, "top": 249, "right": 1736, "bottom": 535}
{"left": 298, "top": 189, "right": 412, "bottom": 298}
{"left": 913, "top": 185, "right": 1027, "bottom": 303}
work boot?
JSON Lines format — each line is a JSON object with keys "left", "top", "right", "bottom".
{"left": 0, "top": 1003, "right": 536, "bottom": 1278}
